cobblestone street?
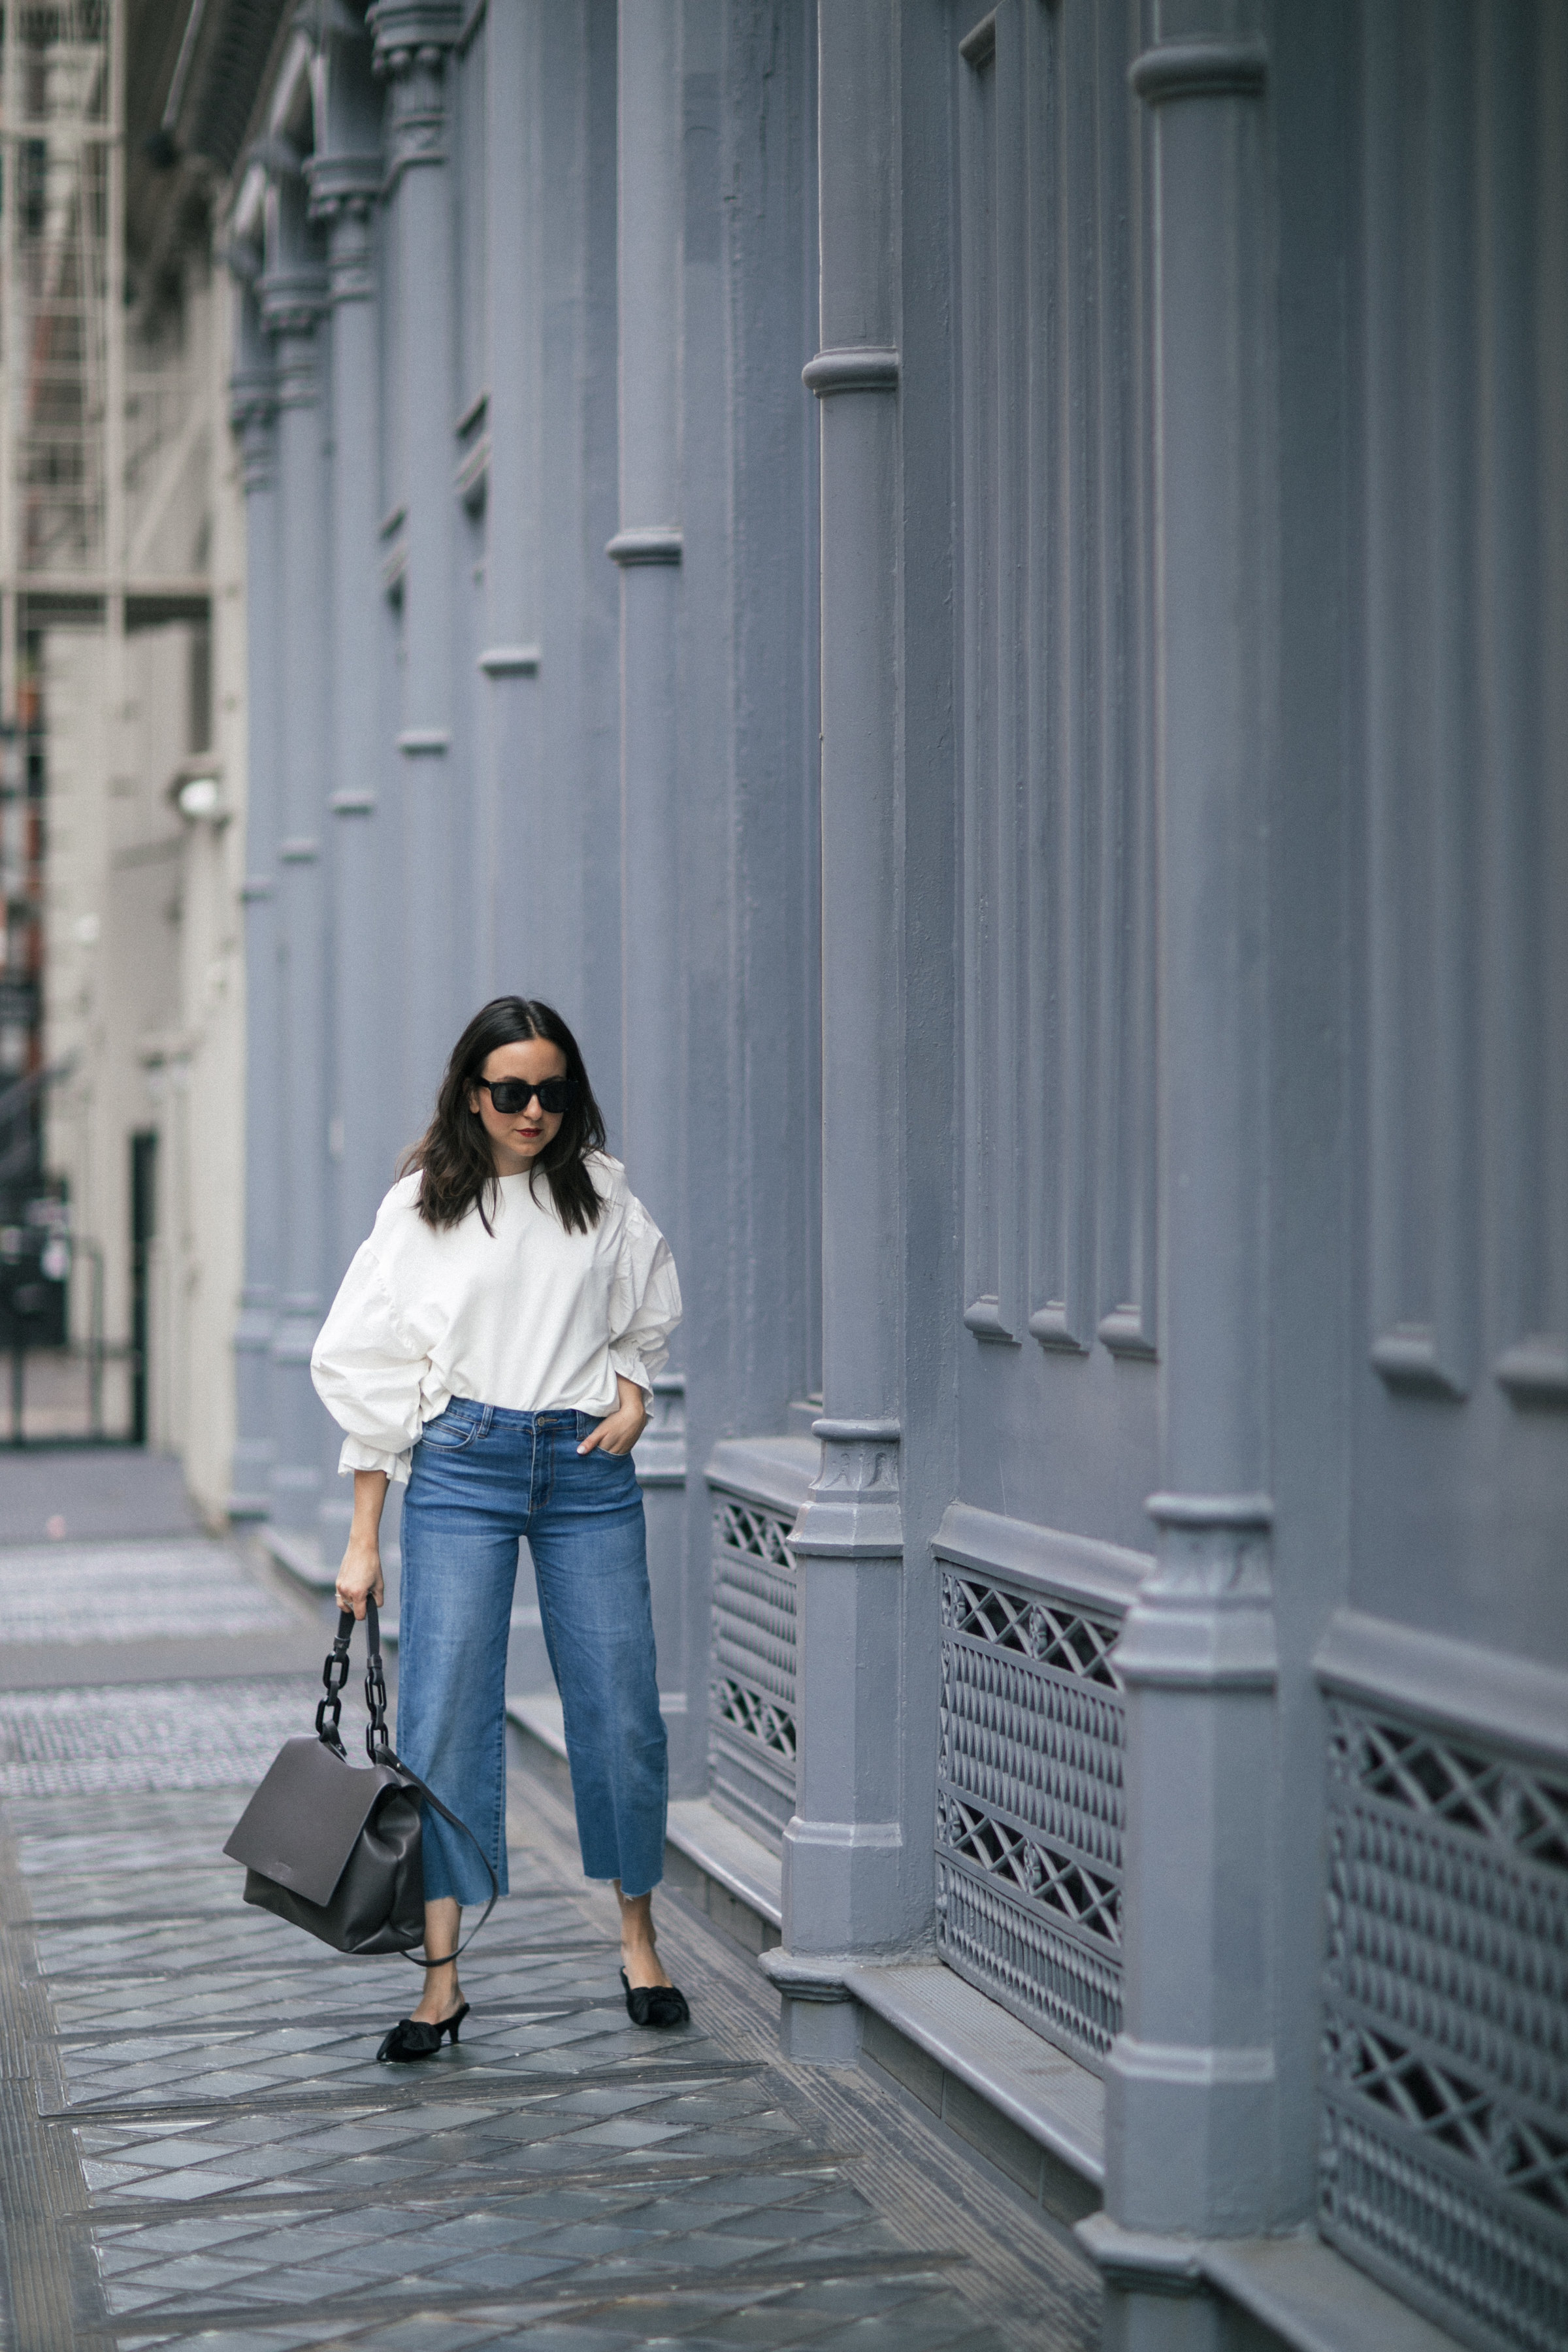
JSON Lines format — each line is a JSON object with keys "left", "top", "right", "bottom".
{"left": 0, "top": 1454, "right": 1100, "bottom": 2352}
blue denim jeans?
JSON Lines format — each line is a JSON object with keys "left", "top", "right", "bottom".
{"left": 397, "top": 1401, "right": 668, "bottom": 1904}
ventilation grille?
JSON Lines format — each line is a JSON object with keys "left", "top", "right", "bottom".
{"left": 708, "top": 1495, "right": 798, "bottom": 1847}
{"left": 937, "top": 1568, "right": 1125, "bottom": 2067}
{"left": 1320, "top": 1700, "right": 1568, "bottom": 2352}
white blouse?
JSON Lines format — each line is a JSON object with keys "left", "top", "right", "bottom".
{"left": 310, "top": 1153, "right": 681, "bottom": 1484}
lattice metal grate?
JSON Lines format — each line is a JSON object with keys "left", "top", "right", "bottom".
{"left": 708, "top": 1495, "right": 798, "bottom": 1846}
{"left": 1320, "top": 1699, "right": 1568, "bottom": 2352}
{"left": 937, "top": 1567, "right": 1125, "bottom": 2066}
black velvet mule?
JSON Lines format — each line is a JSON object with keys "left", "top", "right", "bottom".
{"left": 376, "top": 2001, "right": 469, "bottom": 2062}
{"left": 620, "top": 1968, "right": 690, "bottom": 2029}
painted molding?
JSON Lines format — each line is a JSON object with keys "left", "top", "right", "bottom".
{"left": 933, "top": 1500, "right": 1151, "bottom": 1617}
{"left": 1315, "top": 1605, "right": 1568, "bottom": 1767}
{"left": 368, "top": 3, "right": 462, "bottom": 184}
{"left": 330, "top": 791, "right": 376, "bottom": 816}
{"left": 324, "top": 244, "right": 374, "bottom": 306}
{"left": 963, "top": 1298, "right": 1018, "bottom": 1343}
{"left": 1117, "top": 1495, "right": 1278, "bottom": 1691}
{"left": 1360, "top": 45, "right": 1478, "bottom": 1412}
{"left": 304, "top": 153, "right": 383, "bottom": 208}
{"left": 397, "top": 728, "right": 450, "bottom": 756}
{"left": 1075, "top": 2214, "right": 1206, "bottom": 2295}
{"left": 228, "top": 367, "right": 276, "bottom": 434}
{"left": 1030, "top": 1303, "right": 1090, "bottom": 1354}
{"left": 476, "top": 645, "right": 541, "bottom": 677}
{"left": 634, "top": 1372, "right": 687, "bottom": 1490}
{"left": 278, "top": 837, "right": 320, "bottom": 864}
{"left": 956, "top": 0, "right": 1026, "bottom": 1349}
{"left": 704, "top": 1435, "right": 817, "bottom": 1520}
{"left": 304, "top": 150, "right": 382, "bottom": 284}
{"left": 1370, "top": 1326, "right": 1467, "bottom": 1400}
{"left": 801, "top": 347, "right": 900, "bottom": 397}
{"left": 1495, "top": 1334, "right": 1568, "bottom": 1406}
{"left": 757, "top": 1949, "right": 855, "bottom": 2005}
{"left": 1145, "top": 1491, "right": 1274, "bottom": 1533}
{"left": 453, "top": 432, "right": 489, "bottom": 511}
{"left": 604, "top": 526, "right": 683, "bottom": 566}
{"left": 257, "top": 263, "right": 329, "bottom": 342}
{"left": 1080, "top": 2214, "right": 1471, "bottom": 2349}
{"left": 1129, "top": 40, "right": 1267, "bottom": 105}
{"left": 367, "top": 0, "right": 463, "bottom": 49}
{"left": 1096, "top": 1307, "right": 1157, "bottom": 1361}
{"left": 310, "top": 160, "right": 379, "bottom": 306}
{"left": 790, "top": 1421, "right": 902, "bottom": 1561}
{"left": 958, "top": 259, "right": 1025, "bottom": 1355}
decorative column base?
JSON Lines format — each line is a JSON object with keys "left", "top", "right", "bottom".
{"left": 1075, "top": 2217, "right": 1222, "bottom": 2352}
{"left": 637, "top": 1374, "right": 692, "bottom": 1787}
{"left": 759, "top": 1950, "right": 860, "bottom": 2065}
{"left": 1105, "top": 1494, "right": 1278, "bottom": 2232}
{"left": 776, "top": 1420, "right": 904, "bottom": 1981}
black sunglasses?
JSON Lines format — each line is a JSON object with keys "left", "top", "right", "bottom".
{"left": 476, "top": 1075, "right": 580, "bottom": 1115}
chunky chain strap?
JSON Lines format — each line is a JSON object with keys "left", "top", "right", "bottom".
{"left": 312, "top": 1599, "right": 499, "bottom": 1967}
{"left": 363, "top": 1598, "right": 393, "bottom": 1761}
{"left": 315, "top": 1614, "right": 353, "bottom": 1755}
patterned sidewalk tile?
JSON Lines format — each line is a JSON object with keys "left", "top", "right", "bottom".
{"left": 0, "top": 1541, "right": 297, "bottom": 1646}
{"left": 0, "top": 1557, "right": 1097, "bottom": 2352}
{"left": 0, "top": 1682, "right": 318, "bottom": 1797}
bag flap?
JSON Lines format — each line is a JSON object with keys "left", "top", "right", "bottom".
{"left": 223, "top": 1736, "right": 412, "bottom": 1907}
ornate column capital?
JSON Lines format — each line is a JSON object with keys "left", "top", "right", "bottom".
{"left": 257, "top": 261, "right": 329, "bottom": 403}
{"left": 306, "top": 154, "right": 382, "bottom": 301}
{"left": 367, "top": 0, "right": 461, "bottom": 182}
{"left": 228, "top": 367, "right": 278, "bottom": 492}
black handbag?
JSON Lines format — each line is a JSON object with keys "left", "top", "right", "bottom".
{"left": 223, "top": 1597, "right": 498, "bottom": 1962}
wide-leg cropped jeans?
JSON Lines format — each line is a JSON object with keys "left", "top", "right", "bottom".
{"left": 396, "top": 1400, "right": 668, "bottom": 1905}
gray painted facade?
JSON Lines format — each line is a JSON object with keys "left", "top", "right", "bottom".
{"left": 223, "top": 7, "right": 1566, "bottom": 2349}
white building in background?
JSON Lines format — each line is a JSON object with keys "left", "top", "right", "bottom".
{"left": 0, "top": 0, "right": 255, "bottom": 1508}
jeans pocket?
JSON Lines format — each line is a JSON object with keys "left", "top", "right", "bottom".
{"left": 419, "top": 1406, "right": 481, "bottom": 1453}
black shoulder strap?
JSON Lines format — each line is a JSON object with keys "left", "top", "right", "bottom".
{"left": 385, "top": 1750, "right": 500, "bottom": 1965}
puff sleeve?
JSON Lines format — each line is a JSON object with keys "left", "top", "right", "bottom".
{"left": 310, "top": 1242, "right": 430, "bottom": 1485}
{"left": 605, "top": 1196, "right": 683, "bottom": 1405}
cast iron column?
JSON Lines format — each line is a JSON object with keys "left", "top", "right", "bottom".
{"left": 1080, "top": 25, "right": 1280, "bottom": 2347}
{"left": 308, "top": 20, "right": 385, "bottom": 1548}
{"left": 308, "top": 48, "right": 384, "bottom": 1266}
{"left": 368, "top": 0, "right": 463, "bottom": 1135}
{"left": 478, "top": 0, "right": 541, "bottom": 997}
{"left": 258, "top": 173, "right": 331, "bottom": 1533}
{"left": 763, "top": 0, "right": 907, "bottom": 2057}
{"left": 227, "top": 287, "right": 280, "bottom": 1522}
{"left": 608, "top": 0, "right": 691, "bottom": 1773}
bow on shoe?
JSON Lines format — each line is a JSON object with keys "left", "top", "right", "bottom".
{"left": 376, "top": 2002, "right": 470, "bottom": 2062}
{"left": 620, "top": 1969, "right": 690, "bottom": 2029}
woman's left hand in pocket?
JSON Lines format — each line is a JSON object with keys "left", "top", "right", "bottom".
{"left": 578, "top": 1375, "right": 649, "bottom": 1456}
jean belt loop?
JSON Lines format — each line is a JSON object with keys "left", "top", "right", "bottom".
{"left": 479, "top": 1404, "right": 493, "bottom": 1437}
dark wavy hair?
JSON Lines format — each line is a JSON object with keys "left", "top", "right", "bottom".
{"left": 403, "top": 998, "right": 608, "bottom": 1235}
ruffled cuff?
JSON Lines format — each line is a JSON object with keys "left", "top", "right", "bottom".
{"left": 338, "top": 1435, "right": 413, "bottom": 1486}
{"left": 607, "top": 1343, "right": 655, "bottom": 1409}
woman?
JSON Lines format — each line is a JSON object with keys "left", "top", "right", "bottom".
{"left": 312, "top": 996, "right": 689, "bottom": 2060}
